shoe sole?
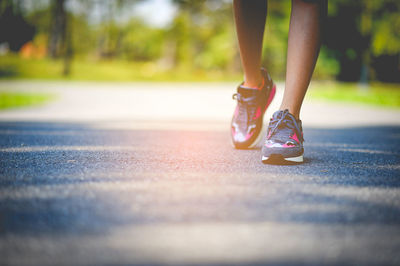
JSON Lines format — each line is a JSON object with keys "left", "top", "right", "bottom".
{"left": 231, "top": 84, "right": 277, "bottom": 149}
{"left": 261, "top": 154, "right": 304, "bottom": 164}
{"left": 248, "top": 123, "right": 265, "bottom": 149}
{"left": 248, "top": 84, "right": 276, "bottom": 149}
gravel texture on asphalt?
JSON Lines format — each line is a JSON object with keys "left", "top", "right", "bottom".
{"left": 1, "top": 121, "right": 399, "bottom": 266}
{"left": 0, "top": 82, "right": 400, "bottom": 266}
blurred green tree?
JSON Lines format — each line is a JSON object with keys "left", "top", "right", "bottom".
{"left": 0, "top": 0, "right": 35, "bottom": 51}
{"left": 325, "top": 0, "right": 400, "bottom": 83}
{"left": 2, "top": 0, "right": 399, "bottom": 82}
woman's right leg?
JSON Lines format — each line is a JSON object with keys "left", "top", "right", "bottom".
{"left": 233, "top": 0, "right": 267, "bottom": 89}
{"left": 231, "top": 0, "right": 277, "bottom": 149}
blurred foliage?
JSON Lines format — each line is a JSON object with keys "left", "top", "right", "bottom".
{"left": 325, "top": 0, "right": 400, "bottom": 82}
{"left": 0, "top": 0, "right": 399, "bottom": 83}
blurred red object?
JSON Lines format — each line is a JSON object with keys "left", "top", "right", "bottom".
{"left": 20, "top": 41, "right": 46, "bottom": 58}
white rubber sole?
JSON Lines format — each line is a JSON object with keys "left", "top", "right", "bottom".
{"left": 230, "top": 122, "right": 266, "bottom": 149}
{"left": 261, "top": 154, "right": 304, "bottom": 163}
{"left": 248, "top": 123, "right": 265, "bottom": 149}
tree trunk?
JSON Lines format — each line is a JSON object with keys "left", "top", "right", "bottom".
{"left": 63, "top": 16, "right": 72, "bottom": 76}
{"left": 48, "top": 0, "right": 66, "bottom": 58}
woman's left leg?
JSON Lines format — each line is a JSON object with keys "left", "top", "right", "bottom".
{"left": 280, "top": 0, "right": 327, "bottom": 119}
{"left": 262, "top": 0, "right": 326, "bottom": 164}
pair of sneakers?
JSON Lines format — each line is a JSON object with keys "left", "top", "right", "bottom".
{"left": 231, "top": 68, "right": 304, "bottom": 163}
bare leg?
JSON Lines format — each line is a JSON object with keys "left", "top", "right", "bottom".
{"left": 233, "top": 0, "right": 267, "bottom": 89}
{"left": 280, "top": 0, "right": 326, "bottom": 119}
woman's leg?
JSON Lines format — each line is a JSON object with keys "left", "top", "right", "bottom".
{"left": 262, "top": 0, "right": 326, "bottom": 164}
{"left": 233, "top": 0, "right": 268, "bottom": 89}
{"left": 280, "top": 0, "right": 326, "bottom": 119}
{"left": 231, "top": 0, "right": 277, "bottom": 149}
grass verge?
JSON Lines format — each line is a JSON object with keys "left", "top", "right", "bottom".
{"left": 309, "top": 82, "right": 400, "bottom": 108}
{"left": 1, "top": 56, "right": 399, "bottom": 108}
{"left": 0, "top": 55, "right": 241, "bottom": 82}
{"left": 0, "top": 92, "right": 55, "bottom": 110}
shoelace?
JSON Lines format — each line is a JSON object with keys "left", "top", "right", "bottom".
{"left": 267, "top": 109, "right": 304, "bottom": 142}
{"left": 232, "top": 93, "right": 258, "bottom": 125}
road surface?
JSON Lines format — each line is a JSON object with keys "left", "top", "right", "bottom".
{"left": 0, "top": 81, "right": 399, "bottom": 266}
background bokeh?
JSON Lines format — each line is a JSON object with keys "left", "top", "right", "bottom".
{"left": 0, "top": 0, "right": 399, "bottom": 83}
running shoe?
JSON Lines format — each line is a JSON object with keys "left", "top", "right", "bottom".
{"left": 231, "top": 68, "right": 276, "bottom": 149}
{"left": 261, "top": 109, "right": 304, "bottom": 163}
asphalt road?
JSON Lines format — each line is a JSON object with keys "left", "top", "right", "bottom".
{"left": 0, "top": 81, "right": 400, "bottom": 266}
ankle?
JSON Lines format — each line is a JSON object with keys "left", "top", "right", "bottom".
{"left": 279, "top": 107, "right": 300, "bottom": 120}
{"left": 243, "top": 75, "right": 264, "bottom": 90}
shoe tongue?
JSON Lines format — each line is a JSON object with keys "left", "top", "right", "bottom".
{"left": 272, "top": 110, "right": 286, "bottom": 120}
{"left": 238, "top": 85, "right": 259, "bottom": 98}
{"left": 272, "top": 110, "right": 302, "bottom": 124}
